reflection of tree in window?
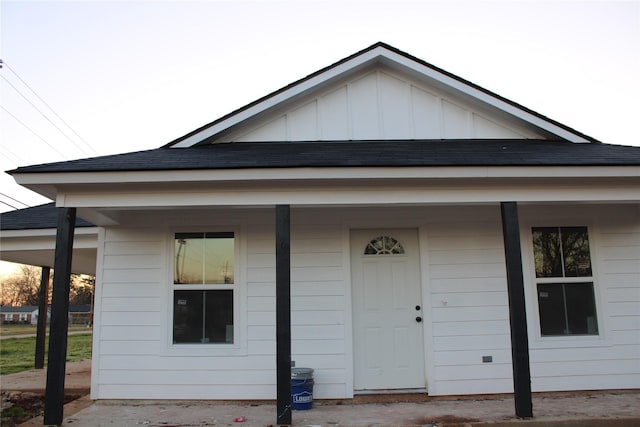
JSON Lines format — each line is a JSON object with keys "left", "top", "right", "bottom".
{"left": 532, "top": 226, "right": 598, "bottom": 336}
{"left": 533, "top": 227, "right": 562, "bottom": 277}
{"left": 533, "top": 227, "right": 591, "bottom": 278}
{"left": 561, "top": 227, "right": 592, "bottom": 277}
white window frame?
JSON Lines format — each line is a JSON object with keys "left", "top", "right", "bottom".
{"left": 521, "top": 219, "right": 607, "bottom": 348}
{"left": 532, "top": 226, "right": 598, "bottom": 336}
{"left": 164, "top": 226, "right": 247, "bottom": 356}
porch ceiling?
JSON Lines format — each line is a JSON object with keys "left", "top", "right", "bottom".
{"left": 0, "top": 247, "right": 97, "bottom": 275}
{"left": 0, "top": 205, "right": 98, "bottom": 274}
{"left": 1, "top": 228, "right": 98, "bottom": 274}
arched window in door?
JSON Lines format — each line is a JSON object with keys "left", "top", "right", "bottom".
{"left": 364, "top": 236, "right": 405, "bottom": 255}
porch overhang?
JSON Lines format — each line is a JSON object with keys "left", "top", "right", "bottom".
{"left": 21, "top": 182, "right": 640, "bottom": 228}
{"left": 0, "top": 227, "right": 98, "bottom": 275}
{"left": 10, "top": 166, "right": 640, "bottom": 227}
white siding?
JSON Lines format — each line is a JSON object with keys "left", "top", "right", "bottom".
{"left": 423, "top": 215, "right": 514, "bottom": 395}
{"left": 520, "top": 205, "right": 640, "bottom": 394}
{"left": 93, "top": 228, "right": 166, "bottom": 398}
{"left": 93, "top": 211, "right": 351, "bottom": 400}
{"left": 92, "top": 205, "right": 640, "bottom": 400}
{"left": 222, "top": 69, "right": 545, "bottom": 142}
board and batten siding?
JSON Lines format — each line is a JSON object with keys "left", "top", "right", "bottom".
{"left": 92, "top": 205, "right": 639, "bottom": 400}
{"left": 216, "top": 69, "right": 545, "bottom": 143}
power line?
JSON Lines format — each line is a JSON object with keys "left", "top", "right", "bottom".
{"left": 0, "top": 192, "right": 30, "bottom": 208}
{"left": 0, "top": 145, "right": 27, "bottom": 164}
{"left": 0, "top": 104, "right": 67, "bottom": 159}
{"left": 0, "top": 72, "right": 94, "bottom": 157}
{"left": 2, "top": 61, "right": 99, "bottom": 156}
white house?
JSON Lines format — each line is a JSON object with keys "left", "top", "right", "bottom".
{"left": 3, "top": 43, "right": 639, "bottom": 422}
{"left": 0, "top": 305, "right": 38, "bottom": 324}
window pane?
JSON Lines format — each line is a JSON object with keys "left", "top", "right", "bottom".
{"left": 173, "top": 290, "right": 233, "bottom": 344}
{"left": 175, "top": 234, "right": 205, "bottom": 284}
{"left": 533, "top": 227, "right": 562, "bottom": 278}
{"left": 174, "top": 232, "right": 234, "bottom": 284}
{"left": 364, "top": 236, "right": 405, "bottom": 255}
{"left": 204, "top": 236, "right": 234, "bottom": 284}
{"left": 173, "top": 290, "right": 204, "bottom": 343}
{"left": 537, "top": 283, "right": 567, "bottom": 336}
{"left": 565, "top": 283, "right": 598, "bottom": 334}
{"left": 204, "top": 289, "right": 234, "bottom": 343}
{"left": 561, "top": 227, "right": 592, "bottom": 277}
{"left": 537, "top": 282, "right": 598, "bottom": 336}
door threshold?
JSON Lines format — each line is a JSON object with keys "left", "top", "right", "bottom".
{"left": 354, "top": 388, "right": 427, "bottom": 395}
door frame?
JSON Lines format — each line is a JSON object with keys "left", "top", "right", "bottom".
{"left": 349, "top": 228, "right": 427, "bottom": 392}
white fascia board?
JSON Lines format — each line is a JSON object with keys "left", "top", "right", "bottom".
{"left": 1, "top": 228, "right": 57, "bottom": 238}
{"left": 56, "top": 181, "right": 640, "bottom": 208}
{"left": 12, "top": 165, "right": 640, "bottom": 189}
{"left": 171, "top": 45, "right": 589, "bottom": 147}
{"left": 378, "top": 50, "right": 590, "bottom": 143}
{"left": 0, "top": 227, "right": 98, "bottom": 238}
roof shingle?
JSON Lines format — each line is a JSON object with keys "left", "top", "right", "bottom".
{"left": 8, "top": 140, "right": 640, "bottom": 175}
{"left": 1, "top": 203, "right": 94, "bottom": 230}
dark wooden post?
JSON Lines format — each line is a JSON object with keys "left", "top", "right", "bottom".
{"left": 500, "top": 202, "right": 533, "bottom": 418}
{"left": 275, "top": 205, "right": 292, "bottom": 425}
{"left": 44, "top": 207, "right": 76, "bottom": 426}
{"left": 35, "top": 266, "right": 51, "bottom": 369}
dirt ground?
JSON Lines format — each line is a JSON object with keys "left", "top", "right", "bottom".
{"left": 0, "top": 359, "right": 91, "bottom": 426}
{"left": 1, "top": 391, "right": 83, "bottom": 427}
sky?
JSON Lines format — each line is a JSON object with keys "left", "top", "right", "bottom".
{"left": 0, "top": 0, "right": 638, "bottom": 215}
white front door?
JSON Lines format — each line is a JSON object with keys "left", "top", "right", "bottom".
{"left": 351, "top": 229, "right": 425, "bottom": 391}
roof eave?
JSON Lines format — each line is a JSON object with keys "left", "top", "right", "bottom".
{"left": 11, "top": 164, "right": 640, "bottom": 189}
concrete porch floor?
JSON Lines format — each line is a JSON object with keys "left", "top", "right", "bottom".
{"left": 50, "top": 391, "right": 640, "bottom": 427}
{"left": 2, "top": 360, "right": 638, "bottom": 427}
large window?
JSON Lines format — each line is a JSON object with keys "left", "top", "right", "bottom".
{"left": 532, "top": 226, "right": 598, "bottom": 336}
{"left": 173, "top": 232, "right": 235, "bottom": 344}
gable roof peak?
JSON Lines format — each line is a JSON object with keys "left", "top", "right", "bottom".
{"left": 167, "top": 43, "right": 597, "bottom": 148}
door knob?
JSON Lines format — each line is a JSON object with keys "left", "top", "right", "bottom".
{"left": 416, "top": 316, "right": 423, "bottom": 323}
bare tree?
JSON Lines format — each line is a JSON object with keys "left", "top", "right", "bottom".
{"left": 0, "top": 266, "right": 96, "bottom": 308}
{"left": 70, "top": 274, "right": 95, "bottom": 305}
{"left": 0, "top": 265, "right": 41, "bottom": 306}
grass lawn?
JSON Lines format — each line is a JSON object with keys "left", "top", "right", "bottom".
{"left": 0, "top": 324, "right": 91, "bottom": 336}
{"left": 0, "top": 333, "right": 92, "bottom": 375}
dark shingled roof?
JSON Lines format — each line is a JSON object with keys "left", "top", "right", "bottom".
{"left": 0, "top": 306, "right": 38, "bottom": 313}
{"left": 8, "top": 140, "right": 640, "bottom": 174}
{"left": 1, "top": 203, "right": 94, "bottom": 230}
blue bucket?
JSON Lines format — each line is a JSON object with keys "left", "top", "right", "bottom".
{"left": 291, "top": 368, "right": 314, "bottom": 410}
